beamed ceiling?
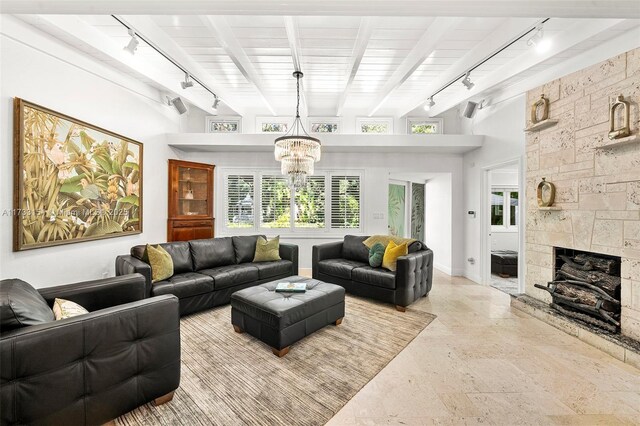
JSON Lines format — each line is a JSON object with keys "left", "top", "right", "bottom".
{"left": 10, "top": 1, "right": 640, "bottom": 118}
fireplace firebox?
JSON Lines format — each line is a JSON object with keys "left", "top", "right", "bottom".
{"left": 535, "top": 247, "right": 622, "bottom": 333}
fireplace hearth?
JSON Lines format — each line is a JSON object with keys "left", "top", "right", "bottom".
{"left": 535, "top": 248, "right": 622, "bottom": 333}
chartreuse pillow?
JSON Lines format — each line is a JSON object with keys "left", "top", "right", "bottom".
{"left": 253, "top": 236, "right": 281, "bottom": 262}
{"left": 382, "top": 240, "right": 408, "bottom": 272}
{"left": 368, "top": 242, "right": 386, "bottom": 268}
{"left": 147, "top": 244, "right": 174, "bottom": 283}
{"left": 363, "top": 235, "right": 416, "bottom": 249}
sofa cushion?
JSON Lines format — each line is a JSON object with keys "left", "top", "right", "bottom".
{"left": 408, "top": 241, "right": 424, "bottom": 253}
{"left": 317, "top": 258, "right": 367, "bottom": 280}
{"left": 368, "top": 242, "right": 386, "bottom": 268}
{"left": 0, "top": 279, "right": 55, "bottom": 331}
{"left": 159, "top": 242, "right": 193, "bottom": 273}
{"left": 233, "top": 235, "right": 266, "bottom": 264}
{"left": 200, "top": 264, "right": 259, "bottom": 290}
{"left": 352, "top": 266, "right": 396, "bottom": 290}
{"left": 342, "top": 235, "right": 369, "bottom": 263}
{"left": 151, "top": 272, "right": 214, "bottom": 299}
{"left": 52, "top": 298, "right": 88, "bottom": 320}
{"left": 253, "top": 260, "right": 293, "bottom": 280}
{"left": 190, "top": 237, "right": 236, "bottom": 271}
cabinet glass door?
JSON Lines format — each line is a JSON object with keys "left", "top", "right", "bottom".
{"left": 178, "top": 166, "right": 208, "bottom": 216}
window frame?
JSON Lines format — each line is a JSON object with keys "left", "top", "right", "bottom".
{"left": 307, "top": 117, "right": 342, "bottom": 134}
{"left": 406, "top": 117, "right": 443, "bottom": 135}
{"left": 205, "top": 116, "right": 242, "bottom": 133}
{"left": 355, "top": 117, "right": 394, "bottom": 134}
{"left": 491, "top": 186, "right": 519, "bottom": 232}
{"left": 255, "top": 117, "right": 291, "bottom": 134}
{"left": 219, "top": 168, "right": 364, "bottom": 236}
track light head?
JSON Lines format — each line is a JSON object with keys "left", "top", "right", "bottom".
{"left": 123, "top": 28, "right": 139, "bottom": 55}
{"left": 423, "top": 97, "right": 435, "bottom": 111}
{"left": 166, "top": 96, "right": 188, "bottom": 115}
{"left": 461, "top": 72, "right": 474, "bottom": 90}
{"left": 181, "top": 73, "right": 194, "bottom": 89}
{"left": 211, "top": 96, "right": 220, "bottom": 114}
{"left": 527, "top": 24, "right": 551, "bottom": 53}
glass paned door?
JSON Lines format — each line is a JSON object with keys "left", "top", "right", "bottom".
{"left": 178, "top": 166, "right": 209, "bottom": 216}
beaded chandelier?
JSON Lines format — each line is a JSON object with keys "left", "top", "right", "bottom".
{"left": 274, "top": 71, "right": 321, "bottom": 189}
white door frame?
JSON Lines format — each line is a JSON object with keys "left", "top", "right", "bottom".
{"left": 479, "top": 156, "right": 526, "bottom": 293}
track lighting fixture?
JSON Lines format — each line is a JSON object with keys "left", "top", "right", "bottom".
{"left": 211, "top": 96, "right": 220, "bottom": 114}
{"left": 123, "top": 28, "right": 139, "bottom": 54}
{"left": 166, "top": 96, "right": 188, "bottom": 115}
{"left": 527, "top": 24, "right": 551, "bottom": 53}
{"left": 181, "top": 73, "right": 194, "bottom": 89}
{"left": 424, "top": 97, "right": 435, "bottom": 112}
{"left": 461, "top": 72, "right": 474, "bottom": 90}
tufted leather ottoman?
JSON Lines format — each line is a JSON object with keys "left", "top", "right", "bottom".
{"left": 230, "top": 276, "right": 345, "bottom": 357}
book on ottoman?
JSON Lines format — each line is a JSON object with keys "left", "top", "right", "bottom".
{"left": 275, "top": 282, "right": 307, "bottom": 293}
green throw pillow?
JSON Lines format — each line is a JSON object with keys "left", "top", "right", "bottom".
{"left": 253, "top": 236, "right": 281, "bottom": 262}
{"left": 147, "top": 244, "right": 174, "bottom": 283}
{"left": 369, "top": 242, "right": 386, "bottom": 268}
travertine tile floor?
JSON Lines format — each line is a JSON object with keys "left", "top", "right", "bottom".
{"left": 325, "top": 271, "right": 640, "bottom": 426}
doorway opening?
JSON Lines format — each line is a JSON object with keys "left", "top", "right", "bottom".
{"left": 481, "top": 160, "right": 524, "bottom": 295}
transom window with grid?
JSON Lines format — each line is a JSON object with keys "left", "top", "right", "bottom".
{"left": 222, "top": 170, "right": 362, "bottom": 234}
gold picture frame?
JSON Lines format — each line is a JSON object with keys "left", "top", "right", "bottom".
{"left": 13, "top": 98, "right": 143, "bottom": 251}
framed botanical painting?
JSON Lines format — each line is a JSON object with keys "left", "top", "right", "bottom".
{"left": 13, "top": 98, "right": 143, "bottom": 251}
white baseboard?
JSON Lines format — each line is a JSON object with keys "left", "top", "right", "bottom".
{"left": 464, "top": 273, "right": 482, "bottom": 284}
{"left": 434, "top": 263, "right": 452, "bottom": 276}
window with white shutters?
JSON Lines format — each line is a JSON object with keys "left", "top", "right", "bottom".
{"left": 330, "top": 175, "right": 361, "bottom": 229}
{"left": 294, "top": 175, "right": 326, "bottom": 228}
{"left": 260, "top": 175, "right": 291, "bottom": 228}
{"left": 225, "top": 174, "right": 255, "bottom": 228}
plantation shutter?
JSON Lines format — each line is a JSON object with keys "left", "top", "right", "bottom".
{"left": 330, "top": 175, "right": 361, "bottom": 229}
{"left": 225, "top": 174, "right": 255, "bottom": 228}
{"left": 260, "top": 175, "right": 291, "bottom": 228}
{"left": 294, "top": 175, "right": 326, "bottom": 228}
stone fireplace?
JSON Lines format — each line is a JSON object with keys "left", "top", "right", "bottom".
{"left": 535, "top": 247, "right": 621, "bottom": 332}
{"left": 524, "top": 47, "right": 640, "bottom": 344}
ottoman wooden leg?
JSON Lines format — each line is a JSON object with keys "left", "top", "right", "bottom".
{"left": 233, "top": 325, "right": 244, "bottom": 333}
{"left": 395, "top": 305, "right": 407, "bottom": 312}
{"left": 152, "top": 391, "right": 175, "bottom": 406}
{"left": 334, "top": 317, "right": 343, "bottom": 326}
{"left": 272, "top": 346, "right": 290, "bottom": 357}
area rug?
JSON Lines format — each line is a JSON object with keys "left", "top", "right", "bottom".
{"left": 116, "top": 295, "right": 436, "bottom": 426}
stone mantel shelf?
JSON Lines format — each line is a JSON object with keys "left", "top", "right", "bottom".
{"left": 524, "top": 119, "right": 559, "bottom": 133}
{"left": 538, "top": 206, "right": 562, "bottom": 211}
{"left": 593, "top": 134, "right": 639, "bottom": 150}
{"left": 167, "top": 133, "right": 484, "bottom": 154}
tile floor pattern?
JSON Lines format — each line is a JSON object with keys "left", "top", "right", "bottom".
{"left": 326, "top": 271, "right": 640, "bottom": 425}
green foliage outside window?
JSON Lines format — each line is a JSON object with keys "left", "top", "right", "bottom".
{"left": 411, "top": 124, "right": 437, "bottom": 134}
{"left": 361, "top": 123, "right": 388, "bottom": 134}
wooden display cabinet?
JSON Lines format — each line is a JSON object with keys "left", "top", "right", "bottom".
{"left": 167, "top": 159, "right": 214, "bottom": 241}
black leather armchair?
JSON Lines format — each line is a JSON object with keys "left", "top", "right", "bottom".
{"left": 0, "top": 274, "right": 181, "bottom": 426}
{"left": 313, "top": 236, "right": 433, "bottom": 311}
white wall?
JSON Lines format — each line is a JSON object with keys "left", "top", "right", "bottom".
{"left": 425, "top": 174, "right": 454, "bottom": 274}
{"left": 461, "top": 95, "right": 526, "bottom": 283}
{"left": 0, "top": 17, "right": 179, "bottom": 287}
{"left": 176, "top": 150, "right": 465, "bottom": 270}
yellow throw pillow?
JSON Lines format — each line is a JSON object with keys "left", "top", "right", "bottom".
{"left": 382, "top": 240, "right": 408, "bottom": 272}
{"left": 363, "top": 235, "right": 416, "bottom": 249}
{"left": 147, "top": 244, "right": 174, "bottom": 283}
{"left": 53, "top": 298, "right": 88, "bottom": 320}
{"left": 253, "top": 236, "right": 281, "bottom": 262}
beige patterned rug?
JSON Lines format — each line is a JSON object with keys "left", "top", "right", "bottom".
{"left": 116, "top": 295, "right": 436, "bottom": 426}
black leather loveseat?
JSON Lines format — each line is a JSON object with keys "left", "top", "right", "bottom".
{"left": 313, "top": 235, "right": 433, "bottom": 311}
{"left": 116, "top": 235, "right": 299, "bottom": 316}
{"left": 0, "top": 274, "right": 180, "bottom": 425}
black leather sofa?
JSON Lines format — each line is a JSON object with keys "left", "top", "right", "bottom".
{"left": 0, "top": 274, "right": 180, "bottom": 425}
{"left": 115, "top": 235, "right": 299, "bottom": 316}
{"left": 313, "top": 235, "right": 433, "bottom": 311}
